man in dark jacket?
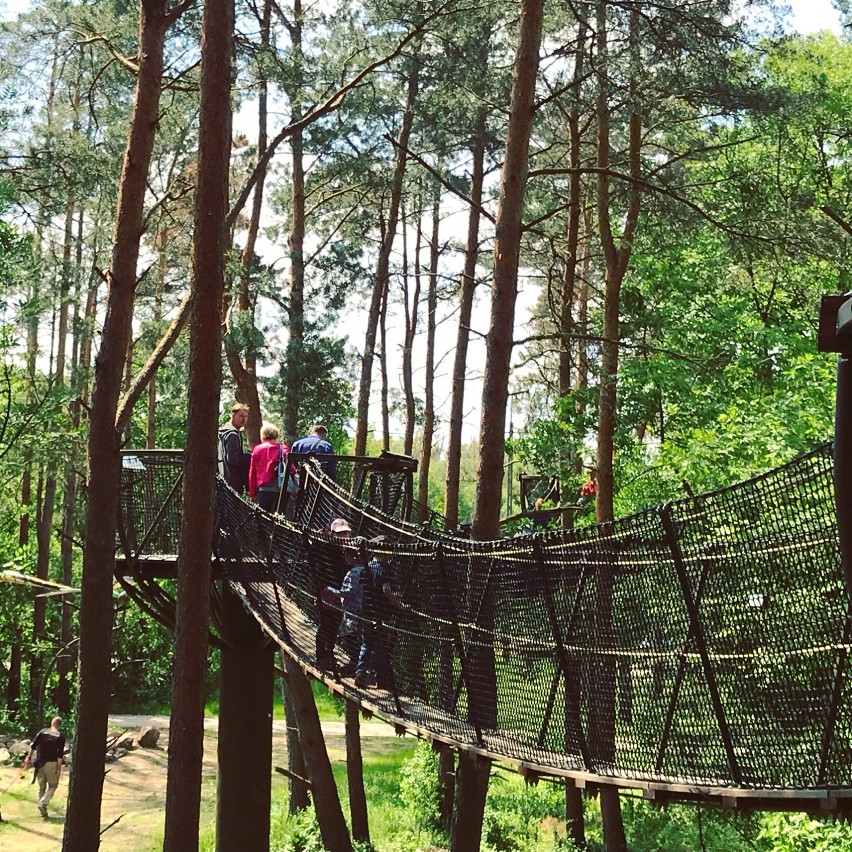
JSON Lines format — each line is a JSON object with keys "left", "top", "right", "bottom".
{"left": 291, "top": 424, "right": 336, "bottom": 479}
{"left": 27, "top": 716, "right": 65, "bottom": 819}
{"left": 218, "top": 402, "right": 251, "bottom": 492}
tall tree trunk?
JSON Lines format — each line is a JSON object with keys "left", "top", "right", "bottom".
{"left": 223, "top": 0, "right": 271, "bottom": 448}
{"left": 472, "top": 0, "right": 543, "bottom": 540}
{"left": 57, "top": 206, "right": 88, "bottom": 715}
{"left": 283, "top": 0, "right": 306, "bottom": 444}
{"left": 163, "top": 0, "right": 234, "bottom": 848}
{"left": 146, "top": 227, "right": 168, "bottom": 449}
{"left": 63, "top": 5, "right": 171, "bottom": 848}
{"left": 279, "top": 6, "right": 310, "bottom": 783}
{"left": 450, "top": 752, "right": 491, "bottom": 852}
{"left": 401, "top": 197, "right": 419, "bottom": 456}
{"left": 345, "top": 700, "right": 369, "bottom": 843}
{"left": 562, "top": 24, "right": 590, "bottom": 839}
{"left": 444, "top": 108, "right": 486, "bottom": 530}
{"left": 281, "top": 655, "right": 352, "bottom": 851}
{"left": 416, "top": 180, "right": 439, "bottom": 518}
{"left": 592, "top": 5, "right": 642, "bottom": 850}
{"left": 31, "top": 193, "right": 75, "bottom": 711}
{"left": 459, "top": 5, "right": 544, "bottom": 851}
{"left": 559, "top": 21, "right": 588, "bottom": 399}
{"left": 380, "top": 261, "right": 390, "bottom": 451}
{"left": 353, "top": 52, "right": 420, "bottom": 456}
{"left": 282, "top": 683, "right": 309, "bottom": 813}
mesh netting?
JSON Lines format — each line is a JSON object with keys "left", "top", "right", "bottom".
{"left": 117, "top": 444, "right": 852, "bottom": 792}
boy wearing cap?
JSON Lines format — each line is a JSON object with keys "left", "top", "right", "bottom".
{"left": 315, "top": 518, "right": 352, "bottom": 670}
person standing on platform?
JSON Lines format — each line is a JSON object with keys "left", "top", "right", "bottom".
{"left": 27, "top": 716, "right": 65, "bottom": 819}
{"left": 218, "top": 402, "right": 251, "bottom": 493}
{"left": 291, "top": 424, "right": 337, "bottom": 479}
{"left": 248, "top": 422, "right": 288, "bottom": 513}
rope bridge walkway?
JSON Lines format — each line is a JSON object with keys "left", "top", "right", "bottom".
{"left": 116, "top": 444, "right": 852, "bottom": 812}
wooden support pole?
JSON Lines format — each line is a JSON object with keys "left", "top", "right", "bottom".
{"left": 216, "top": 583, "right": 274, "bottom": 852}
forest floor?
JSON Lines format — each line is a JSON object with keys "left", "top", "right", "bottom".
{"left": 0, "top": 713, "right": 401, "bottom": 851}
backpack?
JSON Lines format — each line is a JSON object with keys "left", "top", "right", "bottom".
{"left": 217, "top": 426, "right": 231, "bottom": 478}
{"left": 276, "top": 444, "right": 286, "bottom": 490}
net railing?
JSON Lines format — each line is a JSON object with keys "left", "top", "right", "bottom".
{"left": 117, "top": 443, "right": 852, "bottom": 792}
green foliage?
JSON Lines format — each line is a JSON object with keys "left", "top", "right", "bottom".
{"left": 755, "top": 812, "right": 852, "bottom": 851}
{"left": 622, "top": 799, "right": 756, "bottom": 852}
{"left": 481, "top": 772, "right": 576, "bottom": 852}
{"left": 398, "top": 740, "right": 441, "bottom": 835}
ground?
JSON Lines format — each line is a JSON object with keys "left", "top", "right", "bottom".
{"left": 0, "top": 713, "right": 401, "bottom": 851}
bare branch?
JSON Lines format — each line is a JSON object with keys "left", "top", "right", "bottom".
{"left": 114, "top": 293, "right": 191, "bottom": 434}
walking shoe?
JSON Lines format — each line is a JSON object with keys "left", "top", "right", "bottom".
{"left": 38, "top": 804, "right": 48, "bottom": 819}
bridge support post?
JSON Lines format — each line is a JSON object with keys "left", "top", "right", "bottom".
{"left": 216, "top": 583, "right": 274, "bottom": 852}
{"left": 818, "top": 296, "right": 852, "bottom": 594}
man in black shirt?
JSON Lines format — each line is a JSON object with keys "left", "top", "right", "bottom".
{"left": 28, "top": 716, "right": 66, "bottom": 819}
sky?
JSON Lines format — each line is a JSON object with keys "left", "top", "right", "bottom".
{"left": 788, "top": 0, "right": 843, "bottom": 33}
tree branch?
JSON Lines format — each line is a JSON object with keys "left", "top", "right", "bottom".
{"left": 114, "top": 293, "right": 191, "bottom": 434}
{"left": 226, "top": 2, "right": 456, "bottom": 229}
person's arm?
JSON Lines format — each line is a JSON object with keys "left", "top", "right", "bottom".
{"left": 248, "top": 447, "right": 259, "bottom": 499}
{"left": 222, "top": 430, "right": 243, "bottom": 469}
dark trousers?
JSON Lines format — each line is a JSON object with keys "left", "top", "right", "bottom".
{"left": 257, "top": 489, "right": 280, "bottom": 513}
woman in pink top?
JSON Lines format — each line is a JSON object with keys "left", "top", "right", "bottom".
{"left": 248, "top": 422, "right": 289, "bottom": 513}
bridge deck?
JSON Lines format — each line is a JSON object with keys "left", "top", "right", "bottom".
{"left": 116, "top": 446, "right": 852, "bottom": 813}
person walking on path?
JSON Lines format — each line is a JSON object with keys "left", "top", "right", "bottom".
{"left": 27, "top": 716, "right": 65, "bottom": 819}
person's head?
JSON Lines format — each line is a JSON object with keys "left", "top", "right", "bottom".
{"left": 50, "top": 716, "right": 62, "bottom": 730}
{"left": 329, "top": 517, "right": 351, "bottom": 538}
{"left": 260, "top": 422, "right": 279, "bottom": 441}
{"left": 309, "top": 424, "right": 328, "bottom": 439}
{"left": 230, "top": 403, "right": 249, "bottom": 429}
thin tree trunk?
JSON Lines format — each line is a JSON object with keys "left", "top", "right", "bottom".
{"left": 562, "top": 24, "right": 589, "bottom": 837}
{"left": 163, "top": 0, "right": 233, "bottom": 848}
{"left": 282, "top": 0, "right": 308, "bottom": 443}
{"left": 281, "top": 654, "right": 352, "bottom": 851}
{"left": 63, "top": 5, "right": 172, "bottom": 849}
{"left": 282, "top": 682, "right": 309, "bottom": 813}
{"left": 279, "top": 4, "right": 310, "bottom": 776}
{"left": 146, "top": 227, "right": 168, "bottom": 449}
{"left": 58, "top": 207, "right": 90, "bottom": 715}
{"left": 401, "top": 197, "right": 419, "bottom": 456}
{"left": 222, "top": 0, "right": 271, "bottom": 448}
{"left": 345, "top": 700, "right": 369, "bottom": 843}
{"left": 353, "top": 52, "right": 420, "bottom": 456}
{"left": 592, "top": 5, "right": 642, "bottom": 849}
{"left": 560, "top": 21, "right": 587, "bottom": 399}
{"left": 31, "top": 192, "right": 75, "bottom": 711}
{"left": 444, "top": 110, "right": 486, "bottom": 530}
{"left": 379, "top": 265, "right": 390, "bottom": 452}
{"left": 437, "top": 745, "right": 455, "bottom": 834}
{"left": 416, "top": 180, "right": 439, "bottom": 519}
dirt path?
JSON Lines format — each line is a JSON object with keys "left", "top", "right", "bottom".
{"left": 0, "top": 714, "right": 399, "bottom": 851}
